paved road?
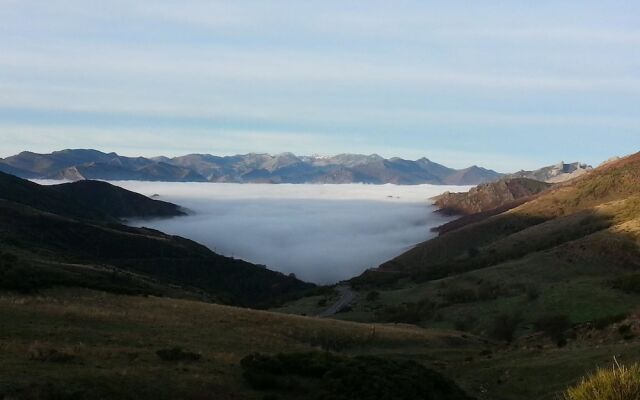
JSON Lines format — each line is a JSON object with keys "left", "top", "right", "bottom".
{"left": 317, "top": 285, "right": 356, "bottom": 318}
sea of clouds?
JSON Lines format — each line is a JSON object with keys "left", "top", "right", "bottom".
{"left": 86, "top": 182, "right": 471, "bottom": 284}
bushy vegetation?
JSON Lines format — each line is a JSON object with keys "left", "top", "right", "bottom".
{"left": 366, "top": 290, "right": 380, "bottom": 301}
{"left": 534, "top": 314, "right": 572, "bottom": 346}
{"left": 489, "top": 313, "right": 522, "bottom": 343}
{"left": 156, "top": 347, "right": 201, "bottom": 362}
{"left": 241, "top": 352, "right": 474, "bottom": 400}
{"left": 453, "top": 316, "right": 478, "bottom": 332}
{"left": 613, "top": 274, "right": 640, "bottom": 294}
{"left": 563, "top": 361, "right": 640, "bottom": 400}
{"left": 0, "top": 252, "right": 45, "bottom": 293}
{"left": 592, "top": 314, "right": 628, "bottom": 330}
{"left": 526, "top": 284, "right": 541, "bottom": 301}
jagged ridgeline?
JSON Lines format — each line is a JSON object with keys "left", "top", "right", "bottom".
{"left": 0, "top": 149, "right": 502, "bottom": 184}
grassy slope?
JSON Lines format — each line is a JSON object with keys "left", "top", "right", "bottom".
{"left": 328, "top": 154, "right": 640, "bottom": 331}
{"left": 0, "top": 288, "right": 481, "bottom": 400}
{"left": 3, "top": 288, "right": 640, "bottom": 400}
{"left": 377, "top": 153, "right": 640, "bottom": 277}
{"left": 276, "top": 153, "right": 640, "bottom": 398}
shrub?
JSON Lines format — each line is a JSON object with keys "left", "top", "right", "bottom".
{"left": 593, "top": 314, "right": 627, "bottom": 330}
{"left": 526, "top": 285, "right": 541, "bottom": 301}
{"left": 476, "top": 282, "right": 503, "bottom": 301}
{"left": 563, "top": 361, "right": 640, "bottom": 400}
{"left": 240, "top": 352, "right": 474, "bottom": 400}
{"left": 612, "top": 274, "right": 640, "bottom": 293}
{"left": 534, "top": 314, "right": 572, "bottom": 345}
{"left": 453, "top": 316, "right": 478, "bottom": 332}
{"left": 442, "top": 286, "right": 477, "bottom": 304}
{"left": 317, "top": 298, "right": 327, "bottom": 307}
{"left": 156, "top": 347, "right": 201, "bottom": 362}
{"left": 618, "top": 324, "right": 632, "bottom": 335}
{"left": 489, "top": 313, "right": 522, "bottom": 343}
{"left": 467, "top": 247, "right": 480, "bottom": 258}
{"left": 366, "top": 291, "right": 380, "bottom": 302}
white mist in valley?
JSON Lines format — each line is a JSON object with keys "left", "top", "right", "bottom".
{"left": 103, "top": 182, "right": 470, "bottom": 284}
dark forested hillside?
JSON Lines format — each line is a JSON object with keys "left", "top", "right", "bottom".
{"left": 50, "top": 180, "right": 185, "bottom": 218}
{"left": 0, "top": 172, "right": 313, "bottom": 307}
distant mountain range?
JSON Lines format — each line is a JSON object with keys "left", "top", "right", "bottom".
{"left": 0, "top": 149, "right": 503, "bottom": 185}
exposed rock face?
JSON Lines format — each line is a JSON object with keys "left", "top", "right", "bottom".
{"left": 433, "top": 178, "right": 552, "bottom": 215}
{"left": 509, "top": 161, "right": 592, "bottom": 183}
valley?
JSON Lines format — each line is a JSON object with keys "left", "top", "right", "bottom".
{"left": 1, "top": 152, "right": 640, "bottom": 399}
{"left": 3, "top": 2, "right": 638, "bottom": 398}
{"left": 82, "top": 181, "right": 467, "bottom": 283}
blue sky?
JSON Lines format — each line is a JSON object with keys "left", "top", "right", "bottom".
{"left": 0, "top": 1, "right": 639, "bottom": 172}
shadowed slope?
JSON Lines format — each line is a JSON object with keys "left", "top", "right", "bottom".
{"left": 0, "top": 172, "right": 314, "bottom": 306}
{"left": 50, "top": 180, "right": 185, "bottom": 218}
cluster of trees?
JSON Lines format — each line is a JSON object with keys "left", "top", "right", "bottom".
{"left": 0, "top": 251, "right": 41, "bottom": 293}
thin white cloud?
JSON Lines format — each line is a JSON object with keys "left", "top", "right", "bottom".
{"left": 1, "top": 42, "right": 638, "bottom": 93}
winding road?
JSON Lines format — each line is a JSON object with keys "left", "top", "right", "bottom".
{"left": 317, "top": 285, "right": 357, "bottom": 318}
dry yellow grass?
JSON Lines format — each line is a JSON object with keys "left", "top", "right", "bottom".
{"left": 563, "top": 361, "right": 640, "bottom": 400}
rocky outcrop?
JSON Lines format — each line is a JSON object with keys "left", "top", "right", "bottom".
{"left": 433, "top": 178, "right": 552, "bottom": 215}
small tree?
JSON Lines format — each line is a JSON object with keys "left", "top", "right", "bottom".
{"left": 534, "top": 314, "right": 571, "bottom": 346}
{"left": 489, "top": 313, "right": 522, "bottom": 343}
{"left": 366, "top": 291, "right": 380, "bottom": 302}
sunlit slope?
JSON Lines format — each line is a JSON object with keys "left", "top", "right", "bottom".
{"left": 368, "top": 152, "right": 640, "bottom": 282}
{"left": 326, "top": 152, "right": 640, "bottom": 341}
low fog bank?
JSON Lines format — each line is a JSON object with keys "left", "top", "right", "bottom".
{"left": 79, "top": 182, "right": 471, "bottom": 283}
